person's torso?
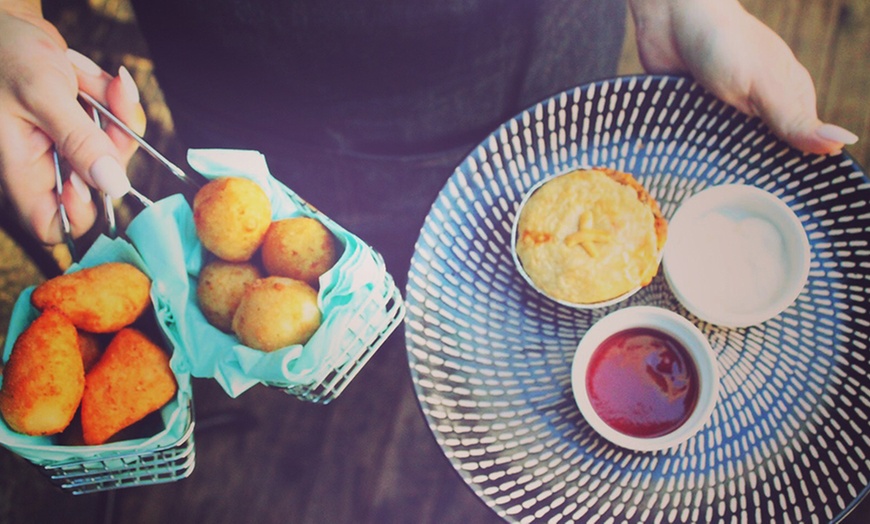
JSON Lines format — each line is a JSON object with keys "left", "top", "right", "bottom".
{"left": 131, "top": 0, "right": 626, "bottom": 155}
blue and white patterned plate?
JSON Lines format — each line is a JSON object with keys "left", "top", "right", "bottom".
{"left": 405, "top": 75, "right": 870, "bottom": 523}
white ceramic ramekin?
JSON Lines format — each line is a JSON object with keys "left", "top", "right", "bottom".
{"left": 571, "top": 306, "right": 719, "bottom": 452}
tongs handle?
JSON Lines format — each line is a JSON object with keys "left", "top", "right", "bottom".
{"left": 89, "top": 106, "right": 118, "bottom": 238}
{"left": 53, "top": 90, "right": 202, "bottom": 263}
{"left": 52, "top": 147, "right": 78, "bottom": 261}
{"left": 78, "top": 91, "right": 204, "bottom": 189}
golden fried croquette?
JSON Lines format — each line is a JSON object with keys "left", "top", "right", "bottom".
{"left": 31, "top": 262, "right": 151, "bottom": 333}
{"left": 0, "top": 308, "right": 85, "bottom": 436}
{"left": 261, "top": 217, "right": 339, "bottom": 286}
{"left": 193, "top": 177, "right": 272, "bottom": 262}
{"left": 232, "top": 277, "right": 321, "bottom": 352}
{"left": 80, "top": 328, "right": 177, "bottom": 446}
{"left": 77, "top": 331, "right": 104, "bottom": 373}
{"left": 197, "top": 259, "right": 263, "bottom": 332}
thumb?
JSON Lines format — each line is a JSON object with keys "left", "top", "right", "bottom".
{"left": 747, "top": 62, "right": 858, "bottom": 155}
{"left": 31, "top": 89, "right": 132, "bottom": 198}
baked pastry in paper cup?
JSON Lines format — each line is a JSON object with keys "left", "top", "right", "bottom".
{"left": 0, "top": 237, "right": 192, "bottom": 465}
{"left": 124, "top": 148, "right": 395, "bottom": 398}
{"left": 511, "top": 168, "right": 668, "bottom": 308}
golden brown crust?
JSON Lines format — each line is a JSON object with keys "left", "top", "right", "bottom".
{"left": 197, "top": 259, "right": 263, "bottom": 332}
{"left": 515, "top": 168, "right": 668, "bottom": 303}
{"left": 231, "top": 277, "right": 322, "bottom": 352}
{"left": 261, "top": 217, "right": 339, "bottom": 286}
{"left": 597, "top": 167, "right": 668, "bottom": 253}
{"left": 80, "top": 328, "right": 177, "bottom": 446}
{"left": 31, "top": 262, "right": 152, "bottom": 333}
{"left": 193, "top": 177, "right": 272, "bottom": 262}
{"left": 0, "top": 308, "right": 85, "bottom": 436}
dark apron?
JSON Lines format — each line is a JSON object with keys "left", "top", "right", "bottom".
{"left": 130, "top": 0, "right": 627, "bottom": 284}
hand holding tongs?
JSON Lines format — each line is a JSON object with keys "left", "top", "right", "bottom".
{"left": 53, "top": 91, "right": 205, "bottom": 260}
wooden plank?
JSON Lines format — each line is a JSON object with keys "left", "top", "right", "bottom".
{"left": 617, "top": 10, "right": 642, "bottom": 76}
{"left": 820, "top": 0, "right": 870, "bottom": 168}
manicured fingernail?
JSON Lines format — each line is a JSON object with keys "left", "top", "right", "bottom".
{"left": 66, "top": 49, "right": 103, "bottom": 77}
{"left": 816, "top": 124, "right": 858, "bottom": 145}
{"left": 118, "top": 65, "right": 140, "bottom": 104}
{"left": 89, "top": 156, "right": 130, "bottom": 198}
{"left": 69, "top": 172, "right": 92, "bottom": 203}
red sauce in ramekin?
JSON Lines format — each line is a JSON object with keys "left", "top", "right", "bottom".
{"left": 585, "top": 328, "right": 699, "bottom": 438}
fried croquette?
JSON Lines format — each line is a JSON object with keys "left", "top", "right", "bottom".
{"left": 193, "top": 177, "right": 272, "bottom": 262}
{"left": 31, "top": 262, "right": 152, "bottom": 333}
{"left": 0, "top": 308, "right": 85, "bottom": 436}
{"left": 197, "top": 259, "right": 263, "bottom": 332}
{"left": 232, "top": 277, "right": 321, "bottom": 352}
{"left": 80, "top": 328, "right": 177, "bottom": 446}
{"left": 261, "top": 217, "right": 339, "bottom": 286}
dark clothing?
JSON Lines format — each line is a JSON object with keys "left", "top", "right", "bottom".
{"left": 130, "top": 0, "right": 627, "bottom": 282}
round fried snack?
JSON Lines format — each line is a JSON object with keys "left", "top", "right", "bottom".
{"left": 261, "top": 217, "right": 339, "bottom": 286}
{"left": 31, "top": 262, "right": 151, "bottom": 333}
{"left": 197, "top": 259, "right": 263, "bottom": 332}
{"left": 0, "top": 308, "right": 85, "bottom": 436}
{"left": 232, "top": 277, "right": 321, "bottom": 352}
{"left": 81, "top": 328, "right": 177, "bottom": 446}
{"left": 193, "top": 176, "right": 272, "bottom": 262}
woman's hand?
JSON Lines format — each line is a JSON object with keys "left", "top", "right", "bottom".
{"left": 628, "top": 0, "right": 858, "bottom": 155}
{"left": 0, "top": 2, "right": 145, "bottom": 244}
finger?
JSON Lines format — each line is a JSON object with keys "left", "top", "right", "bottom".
{"left": 747, "top": 56, "right": 858, "bottom": 155}
{"left": 0, "top": 118, "right": 60, "bottom": 243}
{"left": 25, "top": 73, "right": 132, "bottom": 199}
{"left": 0, "top": 136, "right": 99, "bottom": 243}
{"left": 629, "top": 0, "right": 691, "bottom": 75}
{"left": 25, "top": 191, "right": 67, "bottom": 245}
{"left": 22, "top": 178, "right": 97, "bottom": 245}
{"left": 66, "top": 49, "right": 144, "bottom": 179}
{"left": 12, "top": 172, "right": 96, "bottom": 245}
{"left": 61, "top": 172, "right": 99, "bottom": 237}
{"left": 104, "top": 66, "right": 147, "bottom": 162}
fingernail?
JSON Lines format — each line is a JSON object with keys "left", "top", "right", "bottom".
{"left": 89, "top": 156, "right": 131, "bottom": 198}
{"left": 66, "top": 49, "right": 103, "bottom": 77}
{"left": 118, "top": 65, "right": 140, "bottom": 104}
{"left": 816, "top": 123, "right": 858, "bottom": 145}
{"left": 69, "top": 172, "right": 92, "bottom": 203}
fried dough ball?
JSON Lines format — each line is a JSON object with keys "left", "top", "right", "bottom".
{"left": 197, "top": 259, "right": 263, "bottom": 332}
{"left": 261, "top": 217, "right": 339, "bottom": 286}
{"left": 0, "top": 308, "right": 85, "bottom": 436}
{"left": 193, "top": 177, "right": 272, "bottom": 262}
{"left": 31, "top": 262, "right": 151, "bottom": 333}
{"left": 81, "top": 328, "right": 177, "bottom": 446}
{"left": 232, "top": 277, "right": 321, "bottom": 352}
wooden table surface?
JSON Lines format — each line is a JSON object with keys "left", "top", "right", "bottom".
{"left": 0, "top": 1, "right": 868, "bottom": 523}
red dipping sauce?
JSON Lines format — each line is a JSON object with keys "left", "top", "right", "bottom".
{"left": 585, "top": 328, "right": 699, "bottom": 438}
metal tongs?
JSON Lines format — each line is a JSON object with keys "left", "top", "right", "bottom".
{"left": 53, "top": 91, "right": 204, "bottom": 260}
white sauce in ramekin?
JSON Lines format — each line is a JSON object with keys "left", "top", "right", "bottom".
{"left": 663, "top": 184, "right": 811, "bottom": 328}
{"left": 674, "top": 211, "right": 789, "bottom": 315}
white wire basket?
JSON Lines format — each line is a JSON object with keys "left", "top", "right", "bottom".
{"left": 281, "top": 253, "right": 405, "bottom": 403}
{"left": 37, "top": 401, "right": 196, "bottom": 495}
